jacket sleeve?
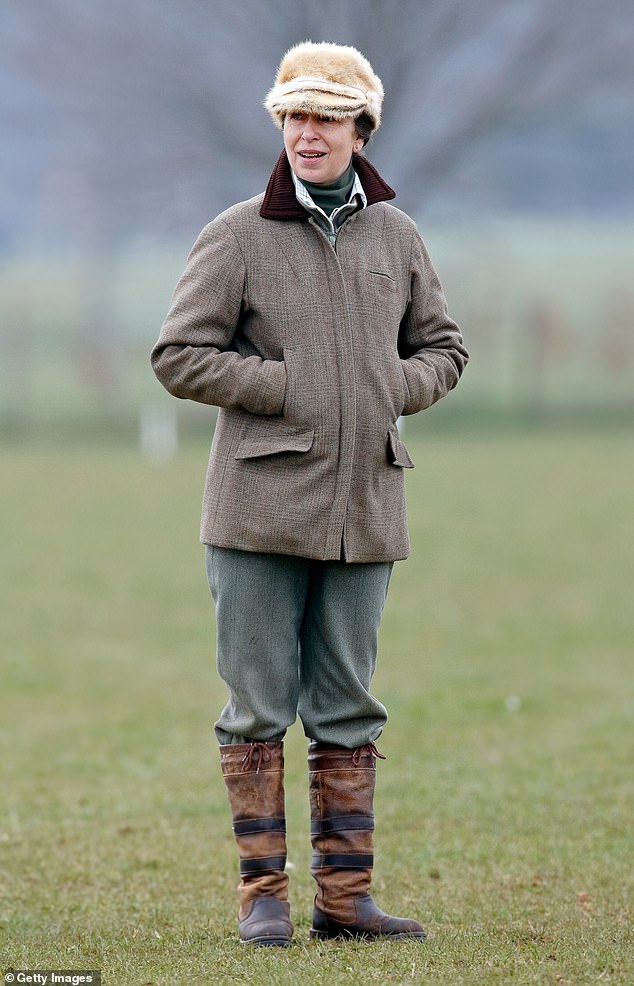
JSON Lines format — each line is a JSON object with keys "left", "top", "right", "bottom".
{"left": 398, "top": 229, "right": 468, "bottom": 415}
{"left": 150, "top": 219, "right": 287, "bottom": 416}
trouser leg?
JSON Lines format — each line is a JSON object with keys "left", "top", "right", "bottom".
{"left": 298, "top": 560, "right": 391, "bottom": 747}
{"left": 205, "top": 545, "right": 310, "bottom": 743}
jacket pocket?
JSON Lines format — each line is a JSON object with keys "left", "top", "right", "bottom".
{"left": 235, "top": 426, "right": 315, "bottom": 460}
{"left": 387, "top": 424, "right": 415, "bottom": 469}
{"left": 367, "top": 270, "right": 396, "bottom": 290}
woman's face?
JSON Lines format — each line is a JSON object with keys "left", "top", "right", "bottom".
{"left": 283, "top": 112, "right": 361, "bottom": 184}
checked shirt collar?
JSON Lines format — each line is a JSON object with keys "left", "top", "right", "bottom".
{"left": 291, "top": 168, "right": 368, "bottom": 247}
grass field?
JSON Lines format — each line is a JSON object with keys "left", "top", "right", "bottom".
{"left": 1, "top": 429, "right": 632, "bottom": 985}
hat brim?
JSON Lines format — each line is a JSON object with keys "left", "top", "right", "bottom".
{"left": 265, "top": 78, "right": 369, "bottom": 129}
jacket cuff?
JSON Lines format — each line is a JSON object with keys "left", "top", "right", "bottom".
{"left": 242, "top": 358, "right": 287, "bottom": 416}
{"left": 400, "top": 359, "right": 421, "bottom": 415}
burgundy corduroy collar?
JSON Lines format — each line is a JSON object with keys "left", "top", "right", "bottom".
{"left": 260, "top": 151, "right": 396, "bottom": 220}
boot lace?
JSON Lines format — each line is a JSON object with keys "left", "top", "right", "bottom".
{"left": 241, "top": 741, "right": 273, "bottom": 773}
{"left": 352, "top": 742, "right": 387, "bottom": 765}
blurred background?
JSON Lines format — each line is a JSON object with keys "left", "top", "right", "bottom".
{"left": 1, "top": 0, "right": 633, "bottom": 441}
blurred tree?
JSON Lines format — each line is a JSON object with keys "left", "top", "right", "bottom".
{"left": 1, "top": 0, "right": 633, "bottom": 247}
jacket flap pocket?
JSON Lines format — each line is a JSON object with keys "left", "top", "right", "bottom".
{"left": 235, "top": 428, "right": 315, "bottom": 460}
{"left": 387, "top": 425, "right": 415, "bottom": 469}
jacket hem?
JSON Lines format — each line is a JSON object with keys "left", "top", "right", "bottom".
{"left": 200, "top": 536, "right": 408, "bottom": 565}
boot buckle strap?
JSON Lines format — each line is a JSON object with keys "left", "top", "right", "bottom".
{"left": 240, "top": 855, "right": 287, "bottom": 875}
{"left": 310, "top": 815, "right": 374, "bottom": 835}
{"left": 311, "top": 852, "right": 374, "bottom": 870}
{"left": 233, "top": 817, "right": 286, "bottom": 836}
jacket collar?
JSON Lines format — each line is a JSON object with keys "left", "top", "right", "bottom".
{"left": 260, "top": 150, "right": 396, "bottom": 220}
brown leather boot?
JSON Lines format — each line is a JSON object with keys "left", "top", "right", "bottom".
{"left": 308, "top": 742, "right": 426, "bottom": 941}
{"left": 220, "top": 741, "right": 293, "bottom": 946}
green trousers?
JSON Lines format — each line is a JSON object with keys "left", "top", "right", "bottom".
{"left": 205, "top": 545, "right": 392, "bottom": 747}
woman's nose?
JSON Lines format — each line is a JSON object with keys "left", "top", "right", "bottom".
{"left": 302, "top": 118, "right": 319, "bottom": 139}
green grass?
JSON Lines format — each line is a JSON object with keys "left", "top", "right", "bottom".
{"left": 1, "top": 430, "right": 632, "bottom": 985}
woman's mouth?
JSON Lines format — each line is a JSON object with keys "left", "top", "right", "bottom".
{"left": 298, "top": 151, "right": 326, "bottom": 159}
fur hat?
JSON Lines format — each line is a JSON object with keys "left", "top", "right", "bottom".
{"left": 264, "top": 41, "right": 383, "bottom": 133}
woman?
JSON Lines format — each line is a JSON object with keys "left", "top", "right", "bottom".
{"left": 152, "top": 41, "right": 468, "bottom": 946}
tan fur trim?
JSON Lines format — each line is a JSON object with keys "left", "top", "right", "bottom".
{"left": 275, "top": 77, "right": 368, "bottom": 101}
{"left": 264, "top": 41, "right": 383, "bottom": 132}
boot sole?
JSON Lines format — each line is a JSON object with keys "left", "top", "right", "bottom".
{"left": 240, "top": 936, "right": 293, "bottom": 947}
{"left": 310, "top": 928, "right": 427, "bottom": 942}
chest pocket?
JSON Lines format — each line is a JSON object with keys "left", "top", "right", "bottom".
{"left": 367, "top": 270, "right": 396, "bottom": 291}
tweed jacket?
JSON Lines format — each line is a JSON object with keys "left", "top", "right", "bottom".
{"left": 151, "top": 153, "right": 468, "bottom": 562}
